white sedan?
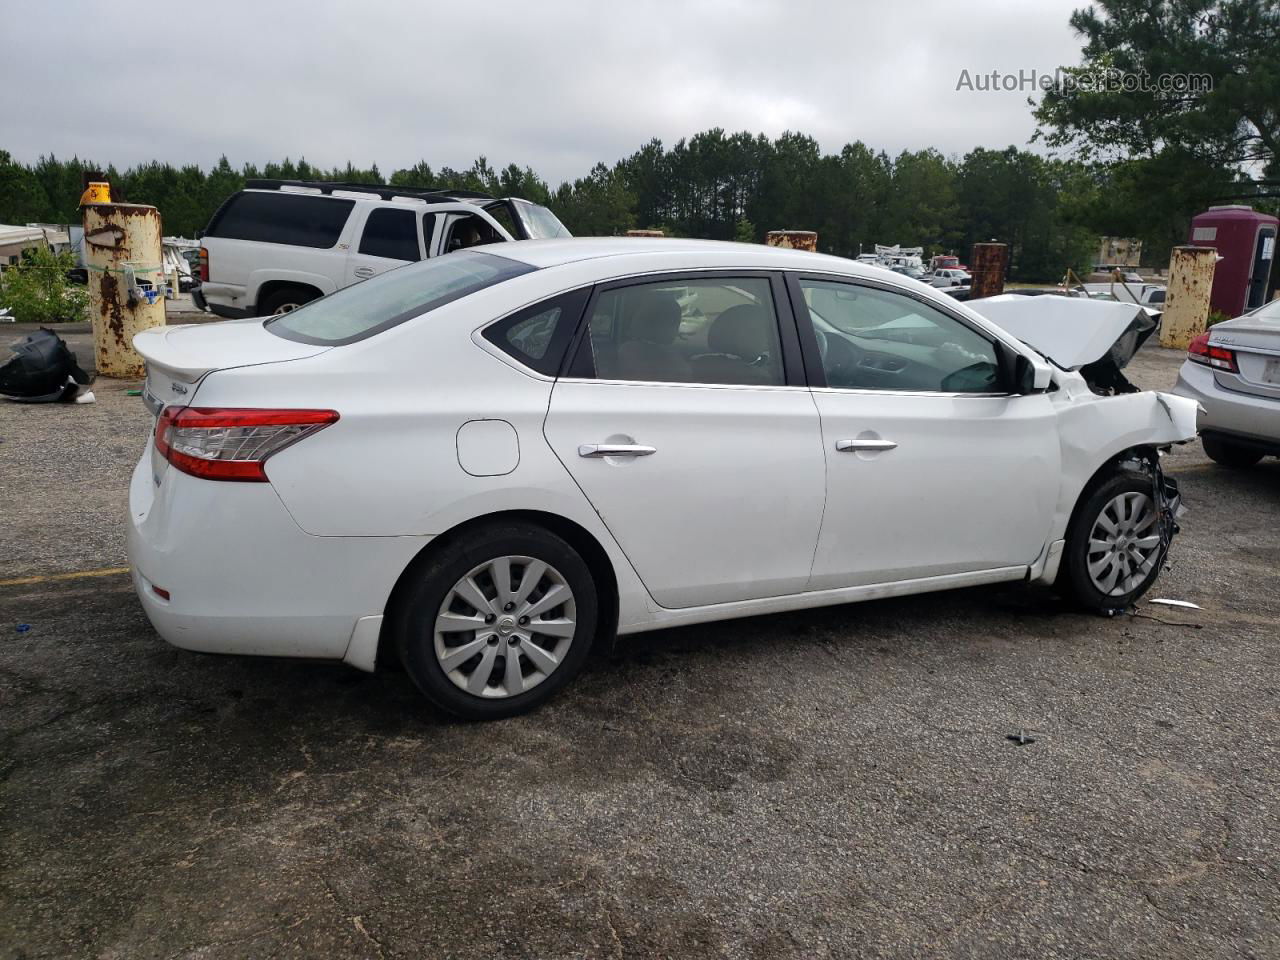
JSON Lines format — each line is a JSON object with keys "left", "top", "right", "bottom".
{"left": 129, "top": 239, "right": 1197, "bottom": 719}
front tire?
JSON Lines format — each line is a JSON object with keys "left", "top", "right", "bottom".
{"left": 392, "top": 523, "right": 598, "bottom": 720}
{"left": 1202, "top": 434, "right": 1263, "bottom": 468}
{"left": 1061, "top": 470, "right": 1167, "bottom": 615}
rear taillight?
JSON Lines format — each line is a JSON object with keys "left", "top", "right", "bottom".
{"left": 1187, "top": 332, "right": 1238, "bottom": 372}
{"left": 198, "top": 246, "right": 209, "bottom": 283}
{"left": 155, "top": 407, "right": 339, "bottom": 482}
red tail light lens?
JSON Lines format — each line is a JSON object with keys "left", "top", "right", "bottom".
{"left": 198, "top": 247, "right": 209, "bottom": 283}
{"left": 1187, "top": 332, "right": 1238, "bottom": 372}
{"left": 155, "top": 407, "right": 339, "bottom": 482}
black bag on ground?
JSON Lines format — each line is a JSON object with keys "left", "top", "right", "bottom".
{"left": 0, "top": 328, "right": 93, "bottom": 402}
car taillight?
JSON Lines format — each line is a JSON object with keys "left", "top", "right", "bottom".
{"left": 154, "top": 407, "right": 339, "bottom": 482}
{"left": 1187, "top": 332, "right": 1238, "bottom": 372}
{"left": 198, "top": 246, "right": 209, "bottom": 283}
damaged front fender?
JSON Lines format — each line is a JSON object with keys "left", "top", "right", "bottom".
{"left": 1031, "top": 384, "right": 1199, "bottom": 584}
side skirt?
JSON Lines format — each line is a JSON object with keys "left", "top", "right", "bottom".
{"left": 617, "top": 566, "right": 1029, "bottom": 636}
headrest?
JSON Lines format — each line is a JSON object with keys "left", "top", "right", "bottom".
{"left": 623, "top": 291, "right": 682, "bottom": 345}
{"left": 707, "top": 305, "right": 771, "bottom": 358}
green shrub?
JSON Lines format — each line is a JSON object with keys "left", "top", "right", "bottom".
{"left": 1206, "top": 309, "right": 1233, "bottom": 327}
{"left": 0, "top": 246, "right": 88, "bottom": 324}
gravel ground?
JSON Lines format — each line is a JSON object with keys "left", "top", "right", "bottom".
{"left": 1, "top": 339, "right": 1277, "bottom": 959}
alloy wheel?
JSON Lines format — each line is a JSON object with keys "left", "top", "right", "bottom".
{"left": 433, "top": 556, "right": 577, "bottom": 698}
{"left": 1086, "top": 491, "right": 1161, "bottom": 597}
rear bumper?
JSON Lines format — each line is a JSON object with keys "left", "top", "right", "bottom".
{"left": 1173, "top": 360, "right": 1280, "bottom": 447}
{"left": 126, "top": 448, "right": 430, "bottom": 663}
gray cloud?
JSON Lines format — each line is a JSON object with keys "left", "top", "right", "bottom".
{"left": 2, "top": 0, "right": 1084, "bottom": 183}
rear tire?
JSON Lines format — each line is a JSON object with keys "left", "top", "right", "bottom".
{"left": 1060, "top": 469, "right": 1167, "bottom": 615}
{"left": 1202, "top": 434, "right": 1263, "bottom": 468}
{"left": 391, "top": 523, "right": 598, "bottom": 720}
{"left": 258, "top": 285, "right": 319, "bottom": 317}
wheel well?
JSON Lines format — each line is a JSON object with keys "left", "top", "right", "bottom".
{"left": 376, "top": 510, "right": 620, "bottom": 670}
{"left": 1062, "top": 445, "right": 1160, "bottom": 551}
{"left": 254, "top": 280, "right": 322, "bottom": 313}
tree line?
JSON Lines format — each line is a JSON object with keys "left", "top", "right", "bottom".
{"left": 0, "top": 137, "right": 1116, "bottom": 282}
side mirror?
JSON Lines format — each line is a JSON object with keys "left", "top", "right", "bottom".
{"left": 1014, "top": 352, "right": 1053, "bottom": 393}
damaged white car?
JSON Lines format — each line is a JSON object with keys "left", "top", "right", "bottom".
{"left": 128, "top": 240, "right": 1197, "bottom": 719}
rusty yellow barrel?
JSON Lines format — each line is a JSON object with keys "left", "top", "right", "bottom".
{"left": 82, "top": 203, "right": 166, "bottom": 379}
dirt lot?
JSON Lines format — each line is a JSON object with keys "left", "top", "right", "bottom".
{"left": 1, "top": 334, "right": 1277, "bottom": 959}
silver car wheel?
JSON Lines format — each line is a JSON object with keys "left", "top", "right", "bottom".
{"left": 433, "top": 556, "right": 577, "bottom": 699}
{"left": 1086, "top": 491, "right": 1161, "bottom": 597}
{"left": 272, "top": 302, "right": 301, "bottom": 315}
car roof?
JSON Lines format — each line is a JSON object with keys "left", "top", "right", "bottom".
{"left": 489, "top": 237, "right": 877, "bottom": 275}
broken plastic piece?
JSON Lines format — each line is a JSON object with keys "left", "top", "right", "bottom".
{"left": 16, "top": 623, "right": 30, "bottom": 633}
{"left": 1006, "top": 730, "right": 1037, "bottom": 746}
{"left": 1148, "top": 598, "right": 1201, "bottom": 610}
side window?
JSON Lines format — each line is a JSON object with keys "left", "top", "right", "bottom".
{"left": 445, "top": 214, "right": 504, "bottom": 253}
{"left": 358, "top": 208, "right": 420, "bottom": 261}
{"left": 482, "top": 288, "right": 590, "bottom": 376}
{"left": 483, "top": 202, "right": 520, "bottom": 239}
{"left": 206, "top": 193, "right": 354, "bottom": 248}
{"left": 800, "top": 279, "right": 1001, "bottom": 393}
{"left": 578, "top": 277, "right": 784, "bottom": 386}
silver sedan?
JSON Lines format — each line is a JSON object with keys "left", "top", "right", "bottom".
{"left": 1173, "top": 299, "right": 1280, "bottom": 466}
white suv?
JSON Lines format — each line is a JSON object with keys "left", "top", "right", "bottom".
{"left": 193, "top": 180, "right": 571, "bottom": 317}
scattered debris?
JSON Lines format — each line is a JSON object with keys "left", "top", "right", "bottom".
{"left": 1148, "top": 598, "right": 1201, "bottom": 610}
{"left": 1129, "top": 611, "right": 1203, "bottom": 629}
{"left": 1006, "top": 730, "right": 1037, "bottom": 746}
{"left": 125, "top": 389, "right": 142, "bottom": 396}
{"left": 15, "top": 624, "right": 31, "bottom": 633}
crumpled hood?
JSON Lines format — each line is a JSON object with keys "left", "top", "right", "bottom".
{"left": 968, "top": 295, "right": 1157, "bottom": 371}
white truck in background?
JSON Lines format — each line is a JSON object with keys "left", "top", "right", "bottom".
{"left": 194, "top": 180, "right": 571, "bottom": 317}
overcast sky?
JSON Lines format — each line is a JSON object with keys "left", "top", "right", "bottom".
{"left": 3, "top": 0, "right": 1086, "bottom": 184}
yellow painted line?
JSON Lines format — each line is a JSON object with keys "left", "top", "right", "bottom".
{"left": 0, "top": 567, "right": 130, "bottom": 587}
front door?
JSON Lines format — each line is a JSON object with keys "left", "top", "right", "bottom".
{"left": 543, "top": 273, "right": 826, "bottom": 609}
{"left": 790, "top": 275, "right": 1061, "bottom": 590}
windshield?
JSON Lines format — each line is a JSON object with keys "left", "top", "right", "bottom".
{"left": 265, "top": 250, "right": 535, "bottom": 345}
{"left": 1245, "top": 298, "right": 1280, "bottom": 322}
{"left": 515, "top": 201, "right": 572, "bottom": 240}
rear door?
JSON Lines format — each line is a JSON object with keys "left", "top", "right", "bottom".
{"left": 789, "top": 274, "right": 1060, "bottom": 590}
{"left": 543, "top": 272, "right": 826, "bottom": 608}
{"left": 344, "top": 206, "right": 423, "bottom": 285}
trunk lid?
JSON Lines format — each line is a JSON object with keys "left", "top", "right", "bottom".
{"left": 1208, "top": 306, "right": 1280, "bottom": 401}
{"left": 134, "top": 318, "right": 330, "bottom": 411}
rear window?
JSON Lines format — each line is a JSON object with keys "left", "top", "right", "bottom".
{"left": 206, "top": 192, "right": 354, "bottom": 248}
{"left": 265, "top": 250, "right": 536, "bottom": 345}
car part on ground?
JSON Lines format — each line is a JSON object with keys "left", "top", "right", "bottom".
{"left": 1172, "top": 297, "right": 1280, "bottom": 466}
{"left": 127, "top": 238, "right": 1199, "bottom": 719}
{"left": 0, "top": 328, "right": 94, "bottom": 403}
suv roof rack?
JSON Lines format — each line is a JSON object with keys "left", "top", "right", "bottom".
{"left": 244, "top": 179, "right": 496, "bottom": 203}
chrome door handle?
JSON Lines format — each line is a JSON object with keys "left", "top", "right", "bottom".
{"left": 578, "top": 444, "right": 657, "bottom": 458}
{"left": 353, "top": 266, "right": 375, "bottom": 279}
{"left": 836, "top": 439, "right": 898, "bottom": 452}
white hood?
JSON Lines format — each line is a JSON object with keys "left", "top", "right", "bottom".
{"left": 968, "top": 295, "right": 1155, "bottom": 370}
